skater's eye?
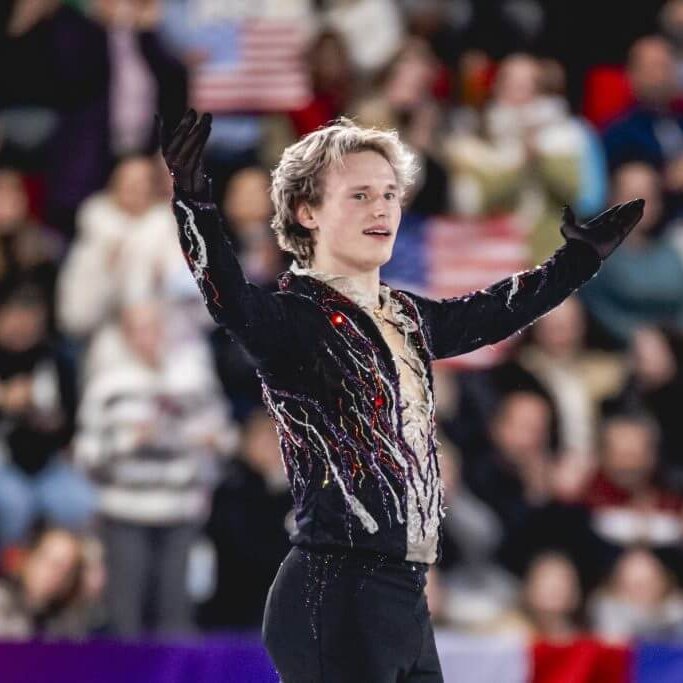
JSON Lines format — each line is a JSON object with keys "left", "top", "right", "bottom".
{"left": 352, "top": 192, "right": 367, "bottom": 200}
{"left": 384, "top": 192, "right": 396, "bottom": 200}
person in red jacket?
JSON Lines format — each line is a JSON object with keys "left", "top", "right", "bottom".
{"left": 160, "top": 109, "right": 643, "bottom": 683}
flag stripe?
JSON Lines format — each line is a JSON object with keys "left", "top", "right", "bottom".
{"left": 190, "top": 19, "right": 311, "bottom": 112}
{"left": 382, "top": 213, "right": 529, "bottom": 369}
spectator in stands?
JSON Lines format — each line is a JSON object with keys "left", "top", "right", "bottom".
{"left": 289, "top": 28, "right": 356, "bottom": 137}
{"left": 57, "top": 155, "right": 194, "bottom": 343}
{"left": 589, "top": 547, "right": 683, "bottom": 642}
{"left": 463, "top": 391, "right": 593, "bottom": 576}
{"left": 0, "top": 170, "right": 64, "bottom": 313}
{"left": 603, "top": 36, "right": 683, "bottom": 176}
{"left": 198, "top": 407, "right": 292, "bottom": 630}
{"left": 323, "top": 0, "right": 404, "bottom": 75}
{"left": 74, "top": 298, "right": 238, "bottom": 636}
{"left": 518, "top": 296, "right": 628, "bottom": 458}
{"left": 659, "top": 0, "right": 683, "bottom": 91}
{"left": 427, "top": 428, "right": 522, "bottom": 633}
{"left": 1, "top": 0, "right": 186, "bottom": 233}
{"left": 402, "top": 0, "right": 473, "bottom": 70}
{"left": 464, "top": 391, "right": 555, "bottom": 516}
{"left": 0, "top": 527, "right": 95, "bottom": 639}
{"left": 580, "top": 162, "right": 683, "bottom": 346}
{"left": 446, "top": 54, "right": 603, "bottom": 262}
{"left": 601, "top": 33, "right": 683, "bottom": 216}
{"left": 582, "top": 415, "right": 683, "bottom": 573}
{"left": 354, "top": 37, "right": 450, "bottom": 215}
{"left": 0, "top": 284, "right": 95, "bottom": 548}
{"left": 610, "top": 327, "right": 683, "bottom": 487}
{"left": 521, "top": 552, "right": 583, "bottom": 642}
{"left": 220, "top": 166, "right": 286, "bottom": 288}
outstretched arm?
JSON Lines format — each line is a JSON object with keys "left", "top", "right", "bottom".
{"left": 409, "top": 200, "right": 645, "bottom": 360}
{"left": 160, "top": 109, "right": 299, "bottom": 366}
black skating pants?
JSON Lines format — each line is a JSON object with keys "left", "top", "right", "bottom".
{"left": 262, "top": 546, "right": 444, "bottom": 682}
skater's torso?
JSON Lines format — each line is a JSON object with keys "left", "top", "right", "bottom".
{"left": 283, "top": 263, "right": 442, "bottom": 564}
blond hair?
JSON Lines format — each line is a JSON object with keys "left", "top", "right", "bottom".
{"left": 270, "top": 117, "right": 418, "bottom": 268}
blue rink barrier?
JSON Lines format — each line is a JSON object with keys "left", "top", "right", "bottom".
{"left": 634, "top": 641, "right": 683, "bottom": 683}
{"left": 0, "top": 633, "right": 279, "bottom": 683}
{"left": 0, "top": 631, "right": 682, "bottom": 682}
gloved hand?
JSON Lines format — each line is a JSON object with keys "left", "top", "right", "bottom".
{"left": 560, "top": 199, "right": 645, "bottom": 260}
{"left": 157, "top": 108, "right": 212, "bottom": 200}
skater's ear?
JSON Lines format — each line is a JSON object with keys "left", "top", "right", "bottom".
{"left": 295, "top": 201, "right": 318, "bottom": 231}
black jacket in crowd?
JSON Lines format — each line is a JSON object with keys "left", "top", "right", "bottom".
{"left": 172, "top": 191, "right": 602, "bottom": 563}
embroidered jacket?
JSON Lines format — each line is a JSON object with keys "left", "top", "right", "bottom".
{"left": 172, "top": 191, "right": 602, "bottom": 563}
{"left": 287, "top": 262, "right": 440, "bottom": 562}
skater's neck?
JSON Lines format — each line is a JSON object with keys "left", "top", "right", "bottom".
{"left": 290, "top": 261, "right": 383, "bottom": 312}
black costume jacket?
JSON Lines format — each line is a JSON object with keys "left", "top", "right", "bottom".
{"left": 172, "top": 191, "right": 602, "bottom": 563}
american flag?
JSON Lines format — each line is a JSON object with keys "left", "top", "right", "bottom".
{"left": 381, "top": 212, "right": 530, "bottom": 369}
{"left": 190, "top": 18, "right": 312, "bottom": 113}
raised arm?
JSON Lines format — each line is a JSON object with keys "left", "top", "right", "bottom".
{"left": 159, "top": 109, "right": 300, "bottom": 366}
{"left": 409, "top": 200, "right": 645, "bottom": 360}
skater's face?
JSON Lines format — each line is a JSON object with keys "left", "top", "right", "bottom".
{"left": 296, "top": 151, "right": 401, "bottom": 274}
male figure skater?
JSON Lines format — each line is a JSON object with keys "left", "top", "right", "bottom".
{"left": 160, "top": 109, "right": 643, "bottom": 682}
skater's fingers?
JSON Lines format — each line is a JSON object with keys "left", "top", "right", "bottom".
{"left": 182, "top": 114, "right": 212, "bottom": 175}
{"left": 165, "top": 109, "right": 198, "bottom": 161}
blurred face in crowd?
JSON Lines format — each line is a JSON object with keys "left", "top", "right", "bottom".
{"left": 110, "top": 156, "right": 156, "bottom": 217}
{"left": 631, "top": 327, "right": 677, "bottom": 390}
{"left": 23, "top": 530, "right": 82, "bottom": 611}
{"left": 297, "top": 151, "right": 401, "bottom": 276}
{"left": 628, "top": 36, "right": 678, "bottom": 106}
{"left": 611, "top": 163, "right": 662, "bottom": 239}
{"left": 222, "top": 167, "right": 272, "bottom": 232}
{"left": 311, "top": 31, "right": 352, "bottom": 92}
{"left": 121, "top": 301, "right": 164, "bottom": 367}
{"left": 0, "top": 171, "right": 29, "bottom": 233}
{"left": 0, "top": 298, "right": 47, "bottom": 352}
{"left": 491, "top": 392, "right": 552, "bottom": 461}
{"left": 600, "top": 418, "right": 657, "bottom": 493}
{"left": 383, "top": 39, "right": 438, "bottom": 110}
{"left": 530, "top": 297, "right": 586, "bottom": 358}
{"left": 610, "top": 548, "right": 671, "bottom": 608}
{"left": 661, "top": 0, "right": 683, "bottom": 48}
{"left": 524, "top": 553, "right": 581, "bottom": 626}
{"left": 493, "top": 54, "right": 541, "bottom": 107}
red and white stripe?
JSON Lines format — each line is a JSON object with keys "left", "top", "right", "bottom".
{"left": 191, "top": 19, "right": 311, "bottom": 112}
{"left": 426, "top": 214, "right": 530, "bottom": 369}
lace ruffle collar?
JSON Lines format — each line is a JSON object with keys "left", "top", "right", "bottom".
{"left": 289, "top": 261, "right": 391, "bottom": 313}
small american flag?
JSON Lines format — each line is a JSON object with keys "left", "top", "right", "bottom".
{"left": 190, "top": 18, "right": 312, "bottom": 113}
{"left": 381, "top": 212, "right": 530, "bottom": 369}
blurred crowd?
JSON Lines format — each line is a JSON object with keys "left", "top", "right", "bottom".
{"left": 3, "top": 0, "right": 683, "bottom": 647}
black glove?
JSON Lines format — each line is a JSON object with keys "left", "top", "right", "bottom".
{"left": 157, "top": 108, "right": 212, "bottom": 200}
{"left": 560, "top": 199, "right": 645, "bottom": 260}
